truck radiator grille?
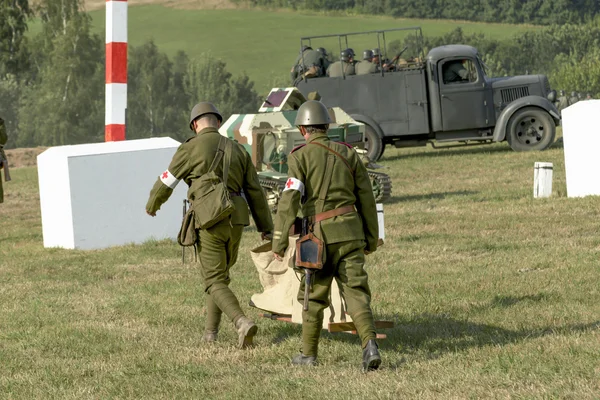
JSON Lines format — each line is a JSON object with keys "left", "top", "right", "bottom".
{"left": 501, "top": 86, "right": 529, "bottom": 103}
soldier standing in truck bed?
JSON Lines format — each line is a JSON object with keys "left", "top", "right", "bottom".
{"left": 356, "top": 49, "right": 377, "bottom": 75}
{"left": 327, "top": 48, "right": 356, "bottom": 77}
{"left": 291, "top": 45, "right": 325, "bottom": 82}
{"left": 271, "top": 100, "right": 382, "bottom": 371}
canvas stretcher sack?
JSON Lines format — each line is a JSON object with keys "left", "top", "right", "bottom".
{"left": 189, "top": 137, "right": 235, "bottom": 230}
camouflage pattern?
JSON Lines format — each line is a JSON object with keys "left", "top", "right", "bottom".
{"left": 218, "top": 88, "right": 392, "bottom": 209}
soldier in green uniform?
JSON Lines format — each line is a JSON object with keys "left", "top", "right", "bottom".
{"left": 0, "top": 117, "right": 8, "bottom": 204}
{"left": 291, "top": 45, "right": 326, "bottom": 83}
{"left": 356, "top": 49, "right": 377, "bottom": 75}
{"left": 327, "top": 49, "right": 356, "bottom": 78}
{"left": 316, "top": 47, "right": 331, "bottom": 74}
{"left": 569, "top": 91, "right": 579, "bottom": 106}
{"left": 145, "top": 103, "right": 274, "bottom": 348}
{"left": 371, "top": 48, "right": 391, "bottom": 73}
{"left": 271, "top": 101, "right": 381, "bottom": 371}
{"left": 556, "top": 90, "right": 569, "bottom": 113}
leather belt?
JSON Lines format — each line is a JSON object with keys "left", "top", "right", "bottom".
{"left": 230, "top": 192, "right": 242, "bottom": 197}
{"left": 311, "top": 205, "right": 356, "bottom": 223}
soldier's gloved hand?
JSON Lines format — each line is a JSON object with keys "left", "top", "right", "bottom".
{"left": 273, "top": 252, "right": 283, "bottom": 261}
{"left": 261, "top": 232, "right": 273, "bottom": 241}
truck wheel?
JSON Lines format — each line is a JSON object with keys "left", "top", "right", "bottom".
{"left": 364, "top": 124, "right": 383, "bottom": 161}
{"left": 506, "top": 107, "right": 556, "bottom": 151}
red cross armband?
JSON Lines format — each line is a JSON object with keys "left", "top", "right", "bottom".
{"left": 160, "top": 169, "right": 180, "bottom": 189}
{"left": 283, "top": 177, "right": 304, "bottom": 195}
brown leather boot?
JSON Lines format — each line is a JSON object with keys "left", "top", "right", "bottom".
{"left": 234, "top": 316, "right": 258, "bottom": 349}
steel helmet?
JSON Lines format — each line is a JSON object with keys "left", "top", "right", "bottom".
{"left": 372, "top": 48, "right": 381, "bottom": 57}
{"left": 294, "top": 100, "right": 332, "bottom": 126}
{"left": 316, "top": 47, "right": 328, "bottom": 56}
{"left": 189, "top": 102, "right": 223, "bottom": 131}
{"left": 340, "top": 48, "right": 355, "bottom": 62}
{"left": 363, "top": 49, "right": 373, "bottom": 60}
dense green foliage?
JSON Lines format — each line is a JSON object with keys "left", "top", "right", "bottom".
{"left": 0, "top": 1, "right": 260, "bottom": 148}
{"left": 240, "top": 0, "right": 600, "bottom": 25}
{"left": 1, "top": 2, "right": 600, "bottom": 148}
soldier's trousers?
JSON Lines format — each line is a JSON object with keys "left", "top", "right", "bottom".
{"left": 297, "top": 239, "right": 376, "bottom": 357}
{"left": 197, "top": 221, "right": 246, "bottom": 330}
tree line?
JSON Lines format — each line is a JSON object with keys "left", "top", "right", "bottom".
{"left": 391, "top": 22, "right": 600, "bottom": 97}
{"left": 239, "top": 0, "right": 600, "bottom": 25}
{"left": 2, "top": 0, "right": 600, "bottom": 148}
{"left": 0, "top": 0, "right": 260, "bottom": 149}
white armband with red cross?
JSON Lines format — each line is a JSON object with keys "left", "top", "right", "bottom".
{"left": 283, "top": 177, "right": 304, "bottom": 195}
{"left": 160, "top": 169, "right": 180, "bottom": 189}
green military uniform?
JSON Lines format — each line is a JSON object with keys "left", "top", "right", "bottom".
{"left": 291, "top": 48, "right": 325, "bottom": 82}
{"left": 0, "top": 117, "right": 8, "bottom": 203}
{"left": 356, "top": 60, "right": 378, "bottom": 75}
{"left": 327, "top": 61, "right": 356, "bottom": 78}
{"left": 146, "top": 126, "right": 273, "bottom": 338}
{"left": 272, "top": 132, "right": 379, "bottom": 358}
{"left": 569, "top": 92, "right": 579, "bottom": 106}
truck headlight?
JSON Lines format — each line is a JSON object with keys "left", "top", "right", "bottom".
{"left": 547, "top": 90, "right": 557, "bottom": 103}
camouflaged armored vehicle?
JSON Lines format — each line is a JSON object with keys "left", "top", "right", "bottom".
{"left": 219, "top": 87, "right": 391, "bottom": 210}
{"left": 295, "top": 27, "right": 560, "bottom": 160}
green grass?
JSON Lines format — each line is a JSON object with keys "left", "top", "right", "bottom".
{"left": 1, "top": 137, "right": 599, "bottom": 398}
{"left": 28, "top": 6, "right": 540, "bottom": 93}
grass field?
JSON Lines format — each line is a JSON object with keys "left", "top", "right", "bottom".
{"left": 29, "top": 6, "right": 540, "bottom": 93}
{"left": 1, "top": 137, "right": 599, "bottom": 398}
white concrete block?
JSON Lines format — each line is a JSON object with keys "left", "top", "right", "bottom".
{"left": 533, "top": 162, "right": 553, "bottom": 198}
{"left": 562, "top": 100, "right": 600, "bottom": 197}
{"left": 377, "top": 203, "right": 385, "bottom": 240}
{"left": 37, "top": 138, "right": 187, "bottom": 250}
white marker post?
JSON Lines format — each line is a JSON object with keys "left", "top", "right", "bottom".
{"left": 533, "top": 162, "right": 553, "bottom": 198}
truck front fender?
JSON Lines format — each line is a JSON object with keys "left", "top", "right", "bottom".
{"left": 492, "top": 96, "right": 561, "bottom": 142}
{"left": 350, "top": 114, "right": 385, "bottom": 139}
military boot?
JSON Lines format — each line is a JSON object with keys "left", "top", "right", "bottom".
{"left": 234, "top": 316, "right": 258, "bottom": 349}
{"left": 291, "top": 353, "right": 318, "bottom": 366}
{"left": 362, "top": 339, "right": 381, "bottom": 372}
{"left": 202, "top": 330, "right": 218, "bottom": 343}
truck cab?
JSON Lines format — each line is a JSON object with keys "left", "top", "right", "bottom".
{"left": 295, "top": 28, "right": 560, "bottom": 160}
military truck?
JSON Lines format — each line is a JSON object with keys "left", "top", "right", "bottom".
{"left": 295, "top": 27, "right": 560, "bottom": 160}
{"left": 219, "top": 87, "right": 392, "bottom": 210}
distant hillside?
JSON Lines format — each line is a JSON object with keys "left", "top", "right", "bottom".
{"left": 83, "top": 0, "right": 236, "bottom": 11}
{"left": 78, "top": 5, "right": 539, "bottom": 93}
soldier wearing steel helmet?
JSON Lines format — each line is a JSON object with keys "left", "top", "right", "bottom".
{"left": 145, "top": 102, "right": 273, "bottom": 348}
{"left": 291, "top": 45, "right": 326, "bottom": 82}
{"left": 356, "top": 49, "right": 376, "bottom": 75}
{"left": 271, "top": 100, "right": 381, "bottom": 371}
{"left": 327, "top": 48, "right": 356, "bottom": 77}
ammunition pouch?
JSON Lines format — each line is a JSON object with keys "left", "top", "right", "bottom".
{"left": 295, "top": 232, "right": 324, "bottom": 270}
{"left": 295, "top": 205, "right": 356, "bottom": 270}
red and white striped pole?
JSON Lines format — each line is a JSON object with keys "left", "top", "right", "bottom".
{"left": 105, "top": 0, "right": 128, "bottom": 141}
